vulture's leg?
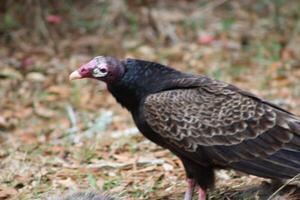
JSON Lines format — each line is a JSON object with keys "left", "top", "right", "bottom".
{"left": 184, "top": 178, "right": 196, "bottom": 200}
{"left": 197, "top": 186, "right": 206, "bottom": 200}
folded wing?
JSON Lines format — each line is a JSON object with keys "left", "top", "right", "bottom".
{"left": 143, "top": 77, "right": 300, "bottom": 179}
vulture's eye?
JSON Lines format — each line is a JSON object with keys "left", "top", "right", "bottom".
{"left": 93, "top": 67, "right": 108, "bottom": 77}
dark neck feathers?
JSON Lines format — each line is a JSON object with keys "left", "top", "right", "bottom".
{"left": 107, "top": 59, "right": 188, "bottom": 111}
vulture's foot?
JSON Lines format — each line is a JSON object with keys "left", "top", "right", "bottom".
{"left": 184, "top": 179, "right": 196, "bottom": 200}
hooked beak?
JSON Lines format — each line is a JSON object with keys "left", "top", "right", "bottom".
{"left": 69, "top": 70, "right": 82, "bottom": 81}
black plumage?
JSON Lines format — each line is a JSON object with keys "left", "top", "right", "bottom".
{"left": 70, "top": 56, "right": 300, "bottom": 200}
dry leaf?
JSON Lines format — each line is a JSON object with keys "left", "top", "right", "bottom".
{"left": 0, "top": 186, "right": 17, "bottom": 199}
{"left": 26, "top": 72, "right": 46, "bottom": 82}
{"left": 55, "top": 178, "right": 76, "bottom": 188}
{"left": 47, "top": 85, "right": 70, "bottom": 98}
{"left": 0, "top": 116, "right": 8, "bottom": 129}
{"left": 34, "top": 103, "right": 55, "bottom": 118}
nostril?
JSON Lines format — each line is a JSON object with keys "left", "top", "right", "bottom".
{"left": 80, "top": 68, "right": 87, "bottom": 73}
{"left": 100, "top": 68, "right": 107, "bottom": 73}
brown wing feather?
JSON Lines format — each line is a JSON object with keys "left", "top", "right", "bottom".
{"left": 143, "top": 83, "right": 296, "bottom": 164}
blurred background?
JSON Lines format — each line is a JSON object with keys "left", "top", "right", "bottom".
{"left": 1, "top": 0, "right": 300, "bottom": 199}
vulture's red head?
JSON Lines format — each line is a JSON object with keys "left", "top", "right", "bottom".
{"left": 69, "top": 56, "right": 125, "bottom": 83}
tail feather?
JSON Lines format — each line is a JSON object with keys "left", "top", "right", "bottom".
{"left": 231, "top": 162, "right": 278, "bottom": 179}
{"left": 252, "top": 158, "right": 299, "bottom": 177}
{"left": 275, "top": 149, "right": 300, "bottom": 164}
{"left": 231, "top": 159, "right": 293, "bottom": 180}
{"left": 268, "top": 151, "right": 300, "bottom": 169}
{"left": 231, "top": 149, "right": 300, "bottom": 180}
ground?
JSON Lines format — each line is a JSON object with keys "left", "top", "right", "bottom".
{"left": 0, "top": 1, "right": 300, "bottom": 199}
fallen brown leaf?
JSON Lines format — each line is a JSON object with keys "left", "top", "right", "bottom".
{"left": 0, "top": 186, "right": 17, "bottom": 199}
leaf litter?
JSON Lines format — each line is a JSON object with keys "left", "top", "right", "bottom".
{"left": 1, "top": 1, "right": 300, "bottom": 199}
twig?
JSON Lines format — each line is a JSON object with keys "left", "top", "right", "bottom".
{"left": 202, "top": 0, "right": 228, "bottom": 13}
{"left": 83, "top": 111, "right": 113, "bottom": 137}
{"left": 111, "top": 127, "right": 139, "bottom": 138}
{"left": 267, "top": 173, "right": 300, "bottom": 200}
{"left": 66, "top": 104, "right": 78, "bottom": 134}
{"left": 65, "top": 158, "right": 165, "bottom": 170}
{"left": 190, "top": 0, "right": 228, "bottom": 19}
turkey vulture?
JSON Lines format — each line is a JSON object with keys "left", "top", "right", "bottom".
{"left": 70, "top": 56, "right": 300, "bottom": 200}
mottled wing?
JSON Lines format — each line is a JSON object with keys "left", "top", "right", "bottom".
{"left": 143, "top": 79, "right": 300, "bottom": 169}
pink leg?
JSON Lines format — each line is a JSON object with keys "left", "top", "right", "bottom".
{"left": 184, "top": 178, "right": 196, "bottom": 200}
{"left": 197, "top": 186, "right": 206, "bottom": 200}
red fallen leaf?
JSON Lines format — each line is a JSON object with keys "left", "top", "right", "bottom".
{"left": 198, "top": 34, "right": 215, "bottom": 45}
{"left": 46, "top": 15, "right": 62, "bottom": 24}
{"left": 20, "top": 57, "right": 34, "bottom": 70}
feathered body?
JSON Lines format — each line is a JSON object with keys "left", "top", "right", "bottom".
{"left": 107, "top": 59, "right": 300, "bottom": 188}
{"left": 70, "top": 57, "right": 300, "bottom": 198}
